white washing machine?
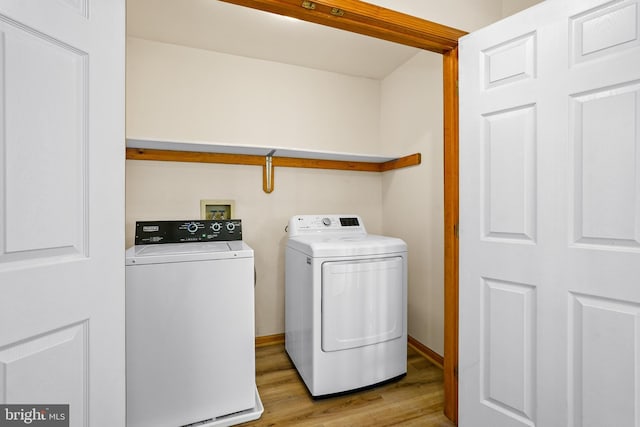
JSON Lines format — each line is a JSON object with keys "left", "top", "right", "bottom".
{"left": 285, "top": 214, "right": 408, "bottom": 397}
{"left": 126, "top": 220, "right": 263, "bottom": 427}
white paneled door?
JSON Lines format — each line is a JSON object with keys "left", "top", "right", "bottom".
{"left": 0, "top": 1, "right": 125, "bottom": 426}
{"left": 459, "top": 0, "right": 640, "bottom": 426}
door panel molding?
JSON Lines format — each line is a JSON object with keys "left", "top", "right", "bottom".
{"left": 0, "top": 321, "right": 89, "bottom": 425}
{"left": 0, "top": 15, "right": 89, "bottom": 267}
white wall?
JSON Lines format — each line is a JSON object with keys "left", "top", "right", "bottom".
{"left": 367, "top": 0, "right": 542, "bottom": 31}
{"left": 368, "top": 0, "right": 503, "bottom": 32}
{"left": 502, "top": 0, "right": 545, "bottom": 18}
{"left": 126, "top": 38, "right": 384, "bottom": 336}
{"left": 380, "top": 51, "right": 445, "bottom": 354}
{"left": 126, "top": 37, "right": 381, "bottom": 154}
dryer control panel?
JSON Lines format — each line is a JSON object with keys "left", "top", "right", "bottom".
{"left": 134, "top": 219, "right": 242, "bottom": 244}
{"left": 288, "top": 215, "right": 366, "bottom": 237}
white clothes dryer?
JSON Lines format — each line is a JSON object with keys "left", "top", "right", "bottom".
{"left": 285, "top": 214, "right": 408, "bottom": 397}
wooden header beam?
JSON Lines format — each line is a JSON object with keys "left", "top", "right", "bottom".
{"left": 218, "top": 0, "right": 467, "bottom": 53}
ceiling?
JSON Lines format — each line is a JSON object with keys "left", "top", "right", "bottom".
{"left": 126, "top": 0, "right": 422, "bottom": 79}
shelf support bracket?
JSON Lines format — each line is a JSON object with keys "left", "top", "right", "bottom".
{"left": 263, "top": 150, "right": 276, "bottom": 193}
{"left": 125, "top": 147, "right": 422, "bottom": 195}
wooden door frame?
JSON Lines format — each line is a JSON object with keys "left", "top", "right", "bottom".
{"left": 219, "top": 0, "right": 464, "bottom": 422}
{"left": 442, "top": 46, "right": 459, "bottom": 422}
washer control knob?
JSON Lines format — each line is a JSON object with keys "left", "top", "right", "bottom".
{"left": 322, "top": 217, "right": 332, "bottom": 226}
{"left": 187, "top": 222, "right": 199, "bottom": 233}
{"left": 226, "top": 222, "right": 236, "bottom": 232}
{"left": 211, "top": 222, "right": 222, "bottom": 232}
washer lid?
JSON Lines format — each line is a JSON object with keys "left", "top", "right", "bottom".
{"left": 287, "top": 234, "right": 406, "bottom": 257}
{"left": 125, "top": 241, "right": 253, "bottom": 265}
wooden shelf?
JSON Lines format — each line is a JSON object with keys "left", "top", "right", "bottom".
{"left": 126, "top": 139, "right": 421, "bottom": 193}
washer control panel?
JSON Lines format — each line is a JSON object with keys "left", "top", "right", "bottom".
{"left": 288, "top": 214, "right": 366, "bottom": 237}
{"left": 134, "top": 219, "right": 242, "bottom": 245}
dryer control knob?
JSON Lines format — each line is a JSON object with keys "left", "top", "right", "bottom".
{"left": 211, "top": 222, "right": 222, "bottom": 232}
{"left": 226, "top": 222, "right": 236, "bottom": 232}
{"left": 322, "top": 217, "right": 332, "bottom": 226}
{"left": 187, "top": 222, "right": 199, "bottom": 233}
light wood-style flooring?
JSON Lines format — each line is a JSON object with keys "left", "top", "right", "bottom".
{"left": 240, "top": 344, "right": 456, "bottom": 426}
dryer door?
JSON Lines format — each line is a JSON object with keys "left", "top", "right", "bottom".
{"left": 321, "top": 256, "right": 404, "bottom": 352}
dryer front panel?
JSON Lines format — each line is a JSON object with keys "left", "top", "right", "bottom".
{"left": 321, "top": 256, "right": 403, "bottom": 352}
